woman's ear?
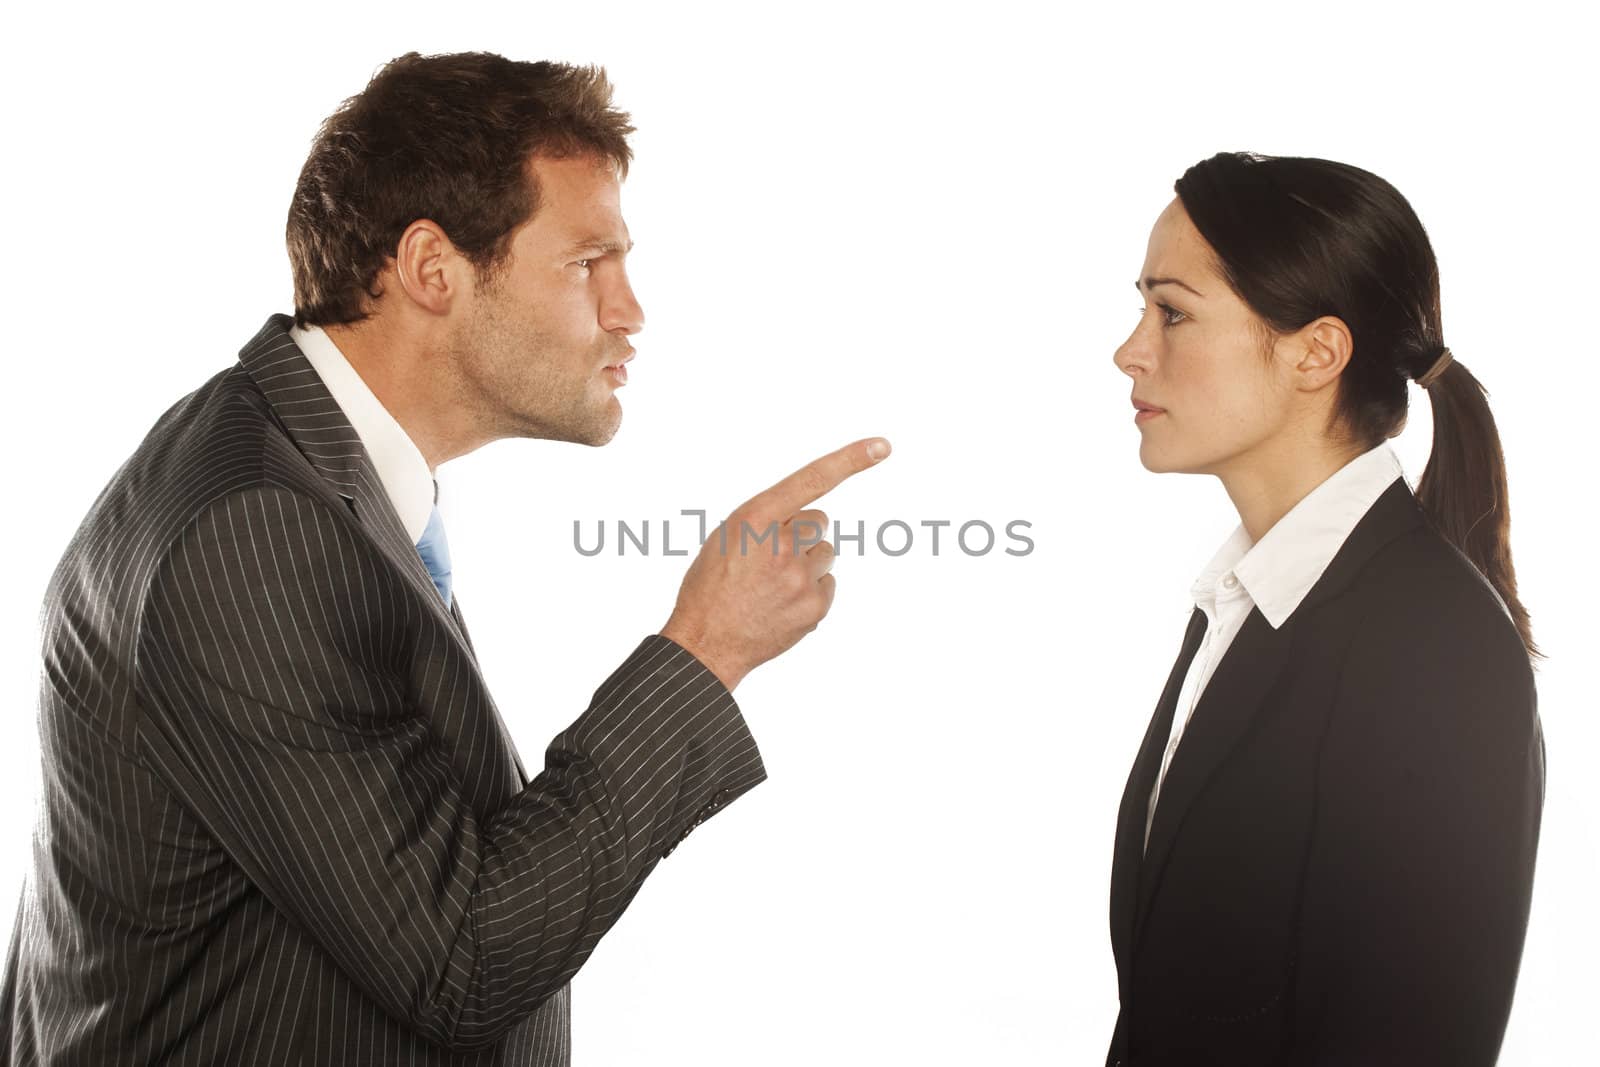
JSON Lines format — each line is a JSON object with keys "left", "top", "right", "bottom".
{"left": 1293, "top": 315, "right": 1354, "bottom": 391}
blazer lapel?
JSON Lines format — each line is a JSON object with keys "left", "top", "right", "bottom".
{"left": 1134, "top": 605, "right": 1298, "bottom": 941}
{"left": 236, "top": 315, "right": 472, "bottom": 653}
{"left": 449, "top": 593, "right": 478, "bottom": 658}
{"left": 237, "top": 314, "right": 366, "bottom": 498}
{"left": 1129, "top": 474, "right": 1427, "bottom": 949}
{"left": 348, "top": 451, "right": 467, "bottom": 635}
{"left": 1110, "top": 605, "right": 1208, "bottom": 975}
{"left": 450, "top": 593, "right": 530, "bottom": 787}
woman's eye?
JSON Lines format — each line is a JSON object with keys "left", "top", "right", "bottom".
{"left": 1136, "top": 303, "right": 1187, "bottom": 326}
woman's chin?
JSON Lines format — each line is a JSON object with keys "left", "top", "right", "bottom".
{"left": 1137, "top": 444, "right": 1174, "bottom": 474}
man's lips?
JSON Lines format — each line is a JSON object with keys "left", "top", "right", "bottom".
{"left": 604, "top": 351, "right": 633, "bottom": 385}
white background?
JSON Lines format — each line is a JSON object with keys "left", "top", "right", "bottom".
{"left": 2, "top": 1, "right": 1595, "bottom": 1063}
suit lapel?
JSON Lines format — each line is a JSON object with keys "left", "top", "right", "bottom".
{"left": 346, "top": 449, "right": 467, "bottom": 638}
{"left": 1134, "top": 605, "right": 1298, "bottom": 938}
{"left": 237, "top": 314, "right": 366, "bottom": 498}
{"left": 449, "top": 592, "right": 477, "bottom": 657}
{"left": 1110, "top": 606, "right": 1208, "bottom": 975}
{"left": 238, "top": 314, "right": 469, "bottom": 645}
{"left": 1125, "top": 475, "right": 1427, "bottom": 951}
{"left": 450, "top": 594, "right": 530, "bottom": 787}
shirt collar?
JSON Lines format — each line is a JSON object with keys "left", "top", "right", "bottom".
{"left": 1190, "top": 441, "right": 1406, "bottom": 629}
{"left": 289, "top": 323, "right": 437, "bottom": 544}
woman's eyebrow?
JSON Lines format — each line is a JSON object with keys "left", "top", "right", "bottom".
{"left": 1135, "top": 276, "right": 1205, "bottom": 298}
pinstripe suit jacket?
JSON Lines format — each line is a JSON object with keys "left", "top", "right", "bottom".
{"left": 0, "top": 313, "right": 766, "bottom": 1065}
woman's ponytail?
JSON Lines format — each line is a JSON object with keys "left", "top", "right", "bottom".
{"left": 1411, "top": 354, "right": 1543, "bottom": 661}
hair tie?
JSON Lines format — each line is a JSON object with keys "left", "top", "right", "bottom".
{"left": 1416, "top": 347, "right": 1453, "bottom": 389}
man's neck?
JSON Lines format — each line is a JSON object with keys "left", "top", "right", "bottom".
{"left": 324, "top": 319, "right": 474, "bottom": 470}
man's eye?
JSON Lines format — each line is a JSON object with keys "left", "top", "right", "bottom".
{"left": 574, "top": 259, "right": 591, "bottom": 269}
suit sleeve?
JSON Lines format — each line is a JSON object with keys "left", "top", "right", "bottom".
{"left": 1290, "top": 581, "right": 1544, "bottom": 1064}
{"left": 132, "top": 485, "right": 766, "bottom": 1051}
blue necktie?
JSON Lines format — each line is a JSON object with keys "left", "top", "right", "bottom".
{"left": 415, "top": 504, "right": 453, "bottom": 608}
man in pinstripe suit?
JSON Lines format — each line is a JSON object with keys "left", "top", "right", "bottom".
{"left": 0, "top": 52, "right": 889, "bottom": 1064}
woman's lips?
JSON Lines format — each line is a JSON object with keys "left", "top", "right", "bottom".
{"left": 1132, "top": 398, "right": 1165, "bottom": 422}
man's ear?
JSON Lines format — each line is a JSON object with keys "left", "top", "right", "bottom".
{"left": 392, "top": 219, "right": 466, "bottom": 316}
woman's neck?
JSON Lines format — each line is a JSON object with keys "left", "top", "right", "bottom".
{"left": 1217, "top": 437, "right": 1370, "bottom": 544}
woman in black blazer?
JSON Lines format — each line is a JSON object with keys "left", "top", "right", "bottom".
{"left": 1106, "top": 152, "right": 1545, "bottom": 1066}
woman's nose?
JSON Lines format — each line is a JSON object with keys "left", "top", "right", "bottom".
{"left": 1114, "top": 330, "right": 1148, "bottom": 377}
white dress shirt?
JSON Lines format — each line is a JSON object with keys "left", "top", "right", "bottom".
{"left": 289, "top": 323, "right": 437, "bottom": 543}
{"left": 1143, "top": 440, "right": 1407, "bottom": 851}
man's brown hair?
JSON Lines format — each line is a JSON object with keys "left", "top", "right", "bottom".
{"left": 287, "top": 51, "right": 634, "bottom": 328}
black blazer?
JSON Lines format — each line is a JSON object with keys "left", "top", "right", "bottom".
{"left": 1106, "top": 475, "right": 1544, "bottom": 1066}
{"left": 0, "top": 314, "right": 766, "bottom": 1065}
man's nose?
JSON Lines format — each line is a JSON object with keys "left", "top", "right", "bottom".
{"left": 602, "top": 276, "right": 644, "bottom": 336}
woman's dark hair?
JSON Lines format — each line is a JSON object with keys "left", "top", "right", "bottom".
{"left": 287, "top": 51, "right": 634, "bottom": 329}
{"left": 1175, "top": 151, "right": 1542, "bottom": 663}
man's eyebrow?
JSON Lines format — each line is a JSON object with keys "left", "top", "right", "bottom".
{"left": 1136, "top": 276, "right": 1205, "bottom": 298}
{"left": 563, "top": 236, "right": 634, "bottom": 257}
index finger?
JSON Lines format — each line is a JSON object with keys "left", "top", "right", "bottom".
{"left": 741, "top": 437, "right": 892, "bottom": 520}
